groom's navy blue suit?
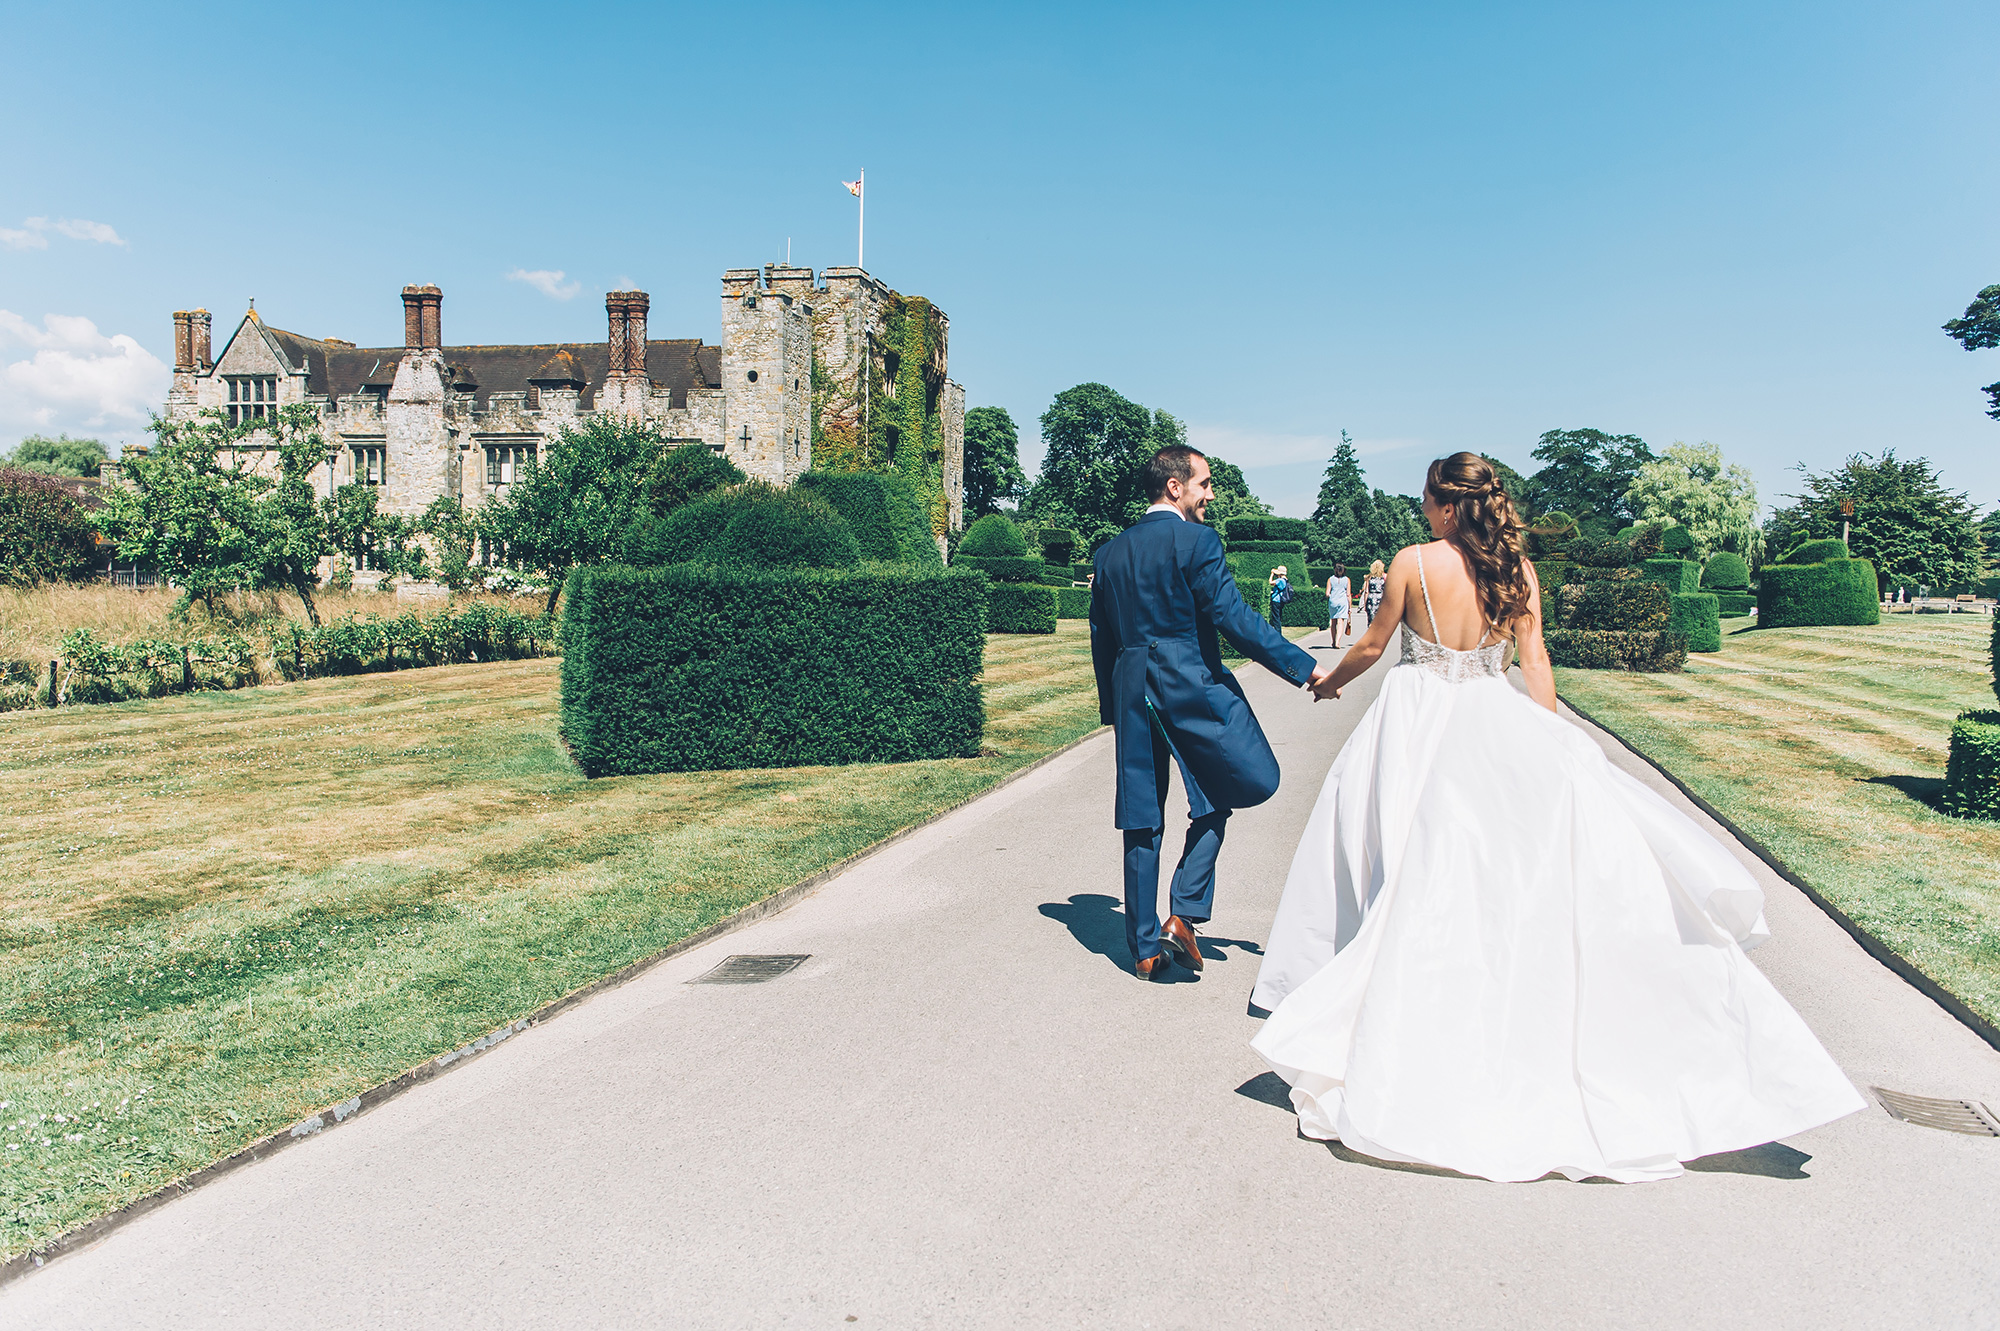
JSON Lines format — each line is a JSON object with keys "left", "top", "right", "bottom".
{"left": 1090, "top": 510, "right": 1317, "bottom": 962}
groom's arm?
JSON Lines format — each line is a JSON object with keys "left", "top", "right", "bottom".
{"left": 1088, "top": 565, "right": 1119, "bottom": 726}
{"left": 1186, "top": 527, "right": 1316, "bottom": 687}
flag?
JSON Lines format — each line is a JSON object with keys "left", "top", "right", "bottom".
{"left": 843, "top": 178, "right": 862, "bottom": 197}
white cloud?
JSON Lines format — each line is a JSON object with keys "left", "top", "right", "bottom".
{"left": 0, "top": 311, "right": 169, "bottom": 448}
{"left": 506, "top": 267, "right": 581, "bottom": 300}
{"left": 0, "top": 217, "right": 127, "bottom": 250}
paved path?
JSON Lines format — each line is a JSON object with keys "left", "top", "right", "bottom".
{"left": 9, "top": 634, "right": 2000, "bottom": 1329}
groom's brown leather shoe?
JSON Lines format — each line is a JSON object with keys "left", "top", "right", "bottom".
{"left": 1160, "top": 916, "right": 1204, "bottom": 972}
{"left": 1135, "top": 953, "right": 1169, "bottom": 980}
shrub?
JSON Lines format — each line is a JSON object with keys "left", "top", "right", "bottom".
{"left": 1525, "top": 511, "right": 1578, "bottom": 556}
{"left": 1544, "top": 629, "right": 1688, "bottom": 672}
{"left": 1034, "top": 567, "right": 1074, "bottom": 587}
{"left": 1281, "top": 586, "right": 1331, "bottom": 628}
{"left": 559, "top": 563, "right": 985, "bottom": 775}
{"left": 1034, "top": 527, "right": 1079, "bottom": 566}
{"left": 1943, "top": 710, "right": 2000, "bottom": 820}
{"left": 1714, "top": 591, "right": 1755, "bottom": 616}
{"left": 986, "top": 580, "right": 1057, "bottom": 633}
{"left": 1659, "top": 525, "right": 1694, "bottom": 556}
{"left": 0, "top": 468, "right": 98, "bottom": 586}
{"left": 1055, "top": 586, "right": 1093, "bottom": 619}
{"left": 1223, "top": 516, "right": 1312, "bottom": 544}
{"left": 1701, "top": 551, "right": 1751, "bottom": 589}
{"left": 1567, "top": 536, "right": 1634, "bottom": 569}
{"left": 795, "top": 472, "right": 943, "bottom": 568}
{"left": 1224, "top": 540, "right": 1309, "bottom": 554}
{"left": 1555, "top": 580, "right": 1671, "bottom": 633}
{"left": 1758, "top": 557, "right": 1880, "bottom": 627}
{"left": 959, "top": 513, "right": 1028, "bottom": 558}
{"left": 1991, "top": 613, "right": 1999, "bottom": 705}
{"left": 714, "top": 490, "right": 861, "bottom": 570}
{"left": 1643, "top": 558, "right": 1701, "bottom": 594}
{"left": 1226, "top": 544, "right": 1309, "bottom": 588}
{"left": 1214, "top": 573, "right": 1270, "bottom": 660}
{"left": 1306, "top": 564, "right": 1340, "bottom": 587}
{"left": 1532, "top": 557, "right": 1576, "bottom": 589}
{"left": 953, "top": 554, "right": 1045, "bottom": 582}
{"left": 1669, "top": 591, "right": 1721, "bottom": 653}
{"left": 1071, "top": 561, "right": 1095, "bottom": 582}
{"left": 1780, "top": 538, "right": 1849, "bottom": 565}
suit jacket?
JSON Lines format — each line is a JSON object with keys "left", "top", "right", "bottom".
{"left": 1090, "top": 510, "right": 1317, "bottom": 829}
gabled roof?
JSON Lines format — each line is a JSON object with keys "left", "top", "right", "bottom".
{"left": 259, "top": 326, "right": 722, "bottom": 410}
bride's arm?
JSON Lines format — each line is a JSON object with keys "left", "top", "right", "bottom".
{"left": 1514, "top": 561, "right": 1557, "bottom": 713}
{"left": 1312, "top": 548, "right": 1413, "bottom": 698}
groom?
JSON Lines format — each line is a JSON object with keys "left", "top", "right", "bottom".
{"left": 1089, "top": 445, "right": 1329, "bottom": 979}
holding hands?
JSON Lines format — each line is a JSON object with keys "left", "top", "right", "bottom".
{"left": 1307, "top": 663, "right": 1341, "bottom": 701}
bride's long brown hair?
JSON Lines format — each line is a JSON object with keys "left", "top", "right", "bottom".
{"left": 1425, "top": 452, "right": 1532, "bottom": 630}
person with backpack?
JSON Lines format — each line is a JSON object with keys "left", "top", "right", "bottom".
{"left": 1267, "top": 565, "right": 1293, "bottom": 630}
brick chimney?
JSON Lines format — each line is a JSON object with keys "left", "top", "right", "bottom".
{"left": 605, "top": 292, "right": 629, "bottom": 376}
{"left": 190, "top": 309, "right": 212, "bottom": 368}
{"left": 418, "top": 286, "right": 441, "bottom": 350}
{"left": 403, "top": 286, "right": 424, "bottom": 348}
{"left": 172, "top": 311, "right": 193, "bottom": 372}
{"left": 623, "top": 291, "right": 648, "bottom": 378}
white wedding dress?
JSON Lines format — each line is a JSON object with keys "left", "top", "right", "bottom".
{"left": 1251, "top": 552, "right": 1864, "bottom": 1182}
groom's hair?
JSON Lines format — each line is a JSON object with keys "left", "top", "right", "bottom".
{"left": 1144, "top": 445, "right": 1206, "bottom": 501}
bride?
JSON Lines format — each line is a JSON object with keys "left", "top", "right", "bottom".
{"left": 1251, "top": 453, "right": 1863, "bottom": 1182}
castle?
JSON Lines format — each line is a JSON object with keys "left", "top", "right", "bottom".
{"left": 160, "top": 264, "right": 966, "bottom": 545}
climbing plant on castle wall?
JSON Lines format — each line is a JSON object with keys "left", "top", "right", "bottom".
{"left": 814, "top": 290, "right": 950, "bottom": 539}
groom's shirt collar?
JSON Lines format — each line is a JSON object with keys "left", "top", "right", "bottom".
{"left": 1144, "top": 503, "right": 1185, "bottom": 520}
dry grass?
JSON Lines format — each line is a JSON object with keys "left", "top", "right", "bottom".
{"left": 1557, "top": 613, "right": 2000, "bottom": 1026}
{"left": 0, "top": 623, "right": 1105, "bottom": 1260}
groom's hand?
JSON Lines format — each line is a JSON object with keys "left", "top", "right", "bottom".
{"left": 1307, "top": 663, "right": 1340, "bottom": 701}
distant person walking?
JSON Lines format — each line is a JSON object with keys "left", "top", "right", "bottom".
{"left": 1267, "top": 566, "right": 1292, "bottom": 630}
{"left": 1361, "top": 560, "right": 1387, "bottom": 627}
{"left": 1326, "top": 564, "right": 1351, "bottom": 645}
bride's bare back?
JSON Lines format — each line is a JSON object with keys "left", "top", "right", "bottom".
{"left": 1399, "top": 540, "right": 1502, "bottom": 650}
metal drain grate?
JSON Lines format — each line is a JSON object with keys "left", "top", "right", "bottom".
{"left": 688, "top": 954, "right": 810, "bottom": 985}
{"left": 1873, "top": 1087, "right": 2000, "bottom": 1136}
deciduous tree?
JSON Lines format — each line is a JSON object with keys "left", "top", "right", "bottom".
{"left": 0, "top": 468, "right": 98, "bottom": 585}
{"left": 1942, "top": 283, "right": 2000, "bottom": 421}
{"left": 3, "top": 433, "right": 109, "bottom": 477}
{"left": 1025, "top": 383, "right": 1156, "bottom": 548}
{"left": 1520, "top": 429, "right": 1653, "bottom": 536}
{"left": 1625, "top": 441, "right": 1761, "bottom": 561}
{"left": 962, "top": 406, "right": 1027, "bottom": 518}
{"left": 1763, "top": 451, "right": 1982, "bottom": 592}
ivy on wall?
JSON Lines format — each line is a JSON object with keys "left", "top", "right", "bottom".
{"left": 814, "top": 290, "right": 950, "bottom": 539}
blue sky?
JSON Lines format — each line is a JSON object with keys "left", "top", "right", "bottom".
{"left": 3, "top": 0, "right": 1995, "bottom": 517}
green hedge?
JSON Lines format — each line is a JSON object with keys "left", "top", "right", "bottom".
{"left": 1034, "top": 527, "right": 1079, "bottom": 565}
{"left": 1643, "top": 559, "right": 1701, "bottom": 594}
{"left": 987, "top": 581, "right": 1057, "bottom": 633}
{"left": 1227, "top": 545, "right": 1309, "bottom": 586}
{"left": 960, "top": 513, "right": 1028, "bottom": 557}
{"left": 1555, "top": 580, "right": 1671, "bottom": 633}
{"left": 559, "top": 564, "right": 984, "bottom": 775}
{"left": 1071, "top": 561, "right": 1095, "bottom": 582}
{"left": 1034, "top": 568, "right": 1074, "bottom": 587}
{"left": 1659, "top": 526, "right": 1693, "bottom": 556}
{"left": 1055, "top": 586, "right": 1093, "bottom": 619}
{"left": 1215, "top": 574, "right": 1269, "bottom": 660}
{"left": 1281, "top": 586, "right": 1331, "bottom": 627}
{"left": 1714, "top": 591, "right": 1755, "bottom": 616}
{"left": 1223, "top": 517, "right": 1313, "bottom": 544}
{"left": 1567, "top": 537, "right": 1633, "bottom": 569}
{"left": 1701, "top": 552, "right": 1750, "bottom": 589}
{"left": 1226, "top": 540, "right": 1310, "bottom": 553}
{"left": 1545, "top": 629, "right": 1688, "bottom": 672}
{"left": 628, "top": 483, "right": 859, "bottom": 569}
{"left": 796, "top": 472, "right": 942, "bottom": 568}
{"left": 954, "top": 553, "right": 1045, "bottom": 582}
{"left": 1533, "top": 558, "right": 1576, "bottom": 589}
{"left": 1991, "top": 613, "right": 1999, "bottom": 705}
{"left": 1670, "top": 591, "right": 1722, "bottom": 653}
{"left": 1758, "top": 557, "right": 1880, "bottom": 627}
{"left": 1943, "top": 709, "right": 2000, "bottom": 820}
{"left": 1779, "top": 538, "right": 1848, "bottom": 565}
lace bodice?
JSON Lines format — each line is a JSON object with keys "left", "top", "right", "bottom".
{"left": 1395, "top": 547, "right": 1510, "bottom": 682}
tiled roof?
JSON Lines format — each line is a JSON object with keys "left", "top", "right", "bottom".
{"left": 262, "top": 328, "right": 721, "bottom": 411}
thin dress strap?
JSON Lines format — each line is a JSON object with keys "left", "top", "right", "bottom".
{"left": 1415, "top": 546, "right": 1440, "bottom": 642}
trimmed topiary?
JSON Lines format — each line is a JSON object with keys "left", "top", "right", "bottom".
{"left": 1532, "top": 558, "right": 1577, "bottom": 590}
{"left": 1034, "top": 527, "right": 1079, "bottom": 566}
{"left": 1701, "top": 551, "right": 1750, "bottom": 590}
{"left": 1669, "top": 591, "right": 1721, "bottom": 652}
{"left": 714, "top": 490, "right": 861, "bottom": 570}
{"left": 1226, "top": 544, "right": 1310, "bottom": 588}
{"left": 1055, "top": 586, "right": 1093, "bottom": 619}
{"left": 1643, "top": 558, "right": 1702, "bottom": 594}
{"left": 1281, "top": 586, "right": 1331, "bottom": 628}
{"left": 1221, "top": 516, "right": 1311, "bottom": 544}
{"left": 1556, "top": 580, "right": 1672, "bottom": 633}
{"left": 1713, "top": 591, "right": 1755, "bottom": 616}
{"left": 559, "top": 563, "right": 985, "bottom": 775}
{"left": 959, "top": 513, "right": 1028, "bottom": 558}
{"left": 1071, "top": 561, "right": 1095, "bottom": 582}
{"left": 1943, "top": 710, "right": 2000, "bottom": 820}
{"left": 1758, "top": 557, "right": 1880, "bottom": 627}
{"left": 954, "top": 554, "right": 1045, "bottom": 581}
{"left": 1525, "top": 511, "right": 1578, "bottom": 557}
{"left": 1225, "top": 540, "right": 1311, "bottom": 554}
{"left": 795, "top": 471, "right": 942, "bottom": 568}
{"left": 1780, "top": 538, "right": 1849, "bottom": 565}
{"left": 1567, "top": 536, "right": 1634, "bottom": 569}
{"left": 986, "top": 581, "right": 1057, "bottom": 633}
{"left": 1544, "top": 629, "right": 1688, "bottom": 672}
{"left": 1659, "top": 526, "right": 1694, "bottom": 557}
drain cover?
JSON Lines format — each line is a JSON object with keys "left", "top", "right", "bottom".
{"left": 689, "top": 954, "right": 810, "bottom": 985}
{"left": 1873, "top": 1087, "right": 2000, "bottom": 1136}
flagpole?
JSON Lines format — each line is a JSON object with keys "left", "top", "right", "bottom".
{"left": 858, "top": 169, "right": 865, "bottom": 271}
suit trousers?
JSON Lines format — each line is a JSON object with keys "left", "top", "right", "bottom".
{"left": 1122, "top": 720, "right": 1229, "bottom": 961}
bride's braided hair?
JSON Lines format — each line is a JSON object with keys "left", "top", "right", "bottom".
{"left": 1425, "top": 452, "right": 1532, "bottom": 630}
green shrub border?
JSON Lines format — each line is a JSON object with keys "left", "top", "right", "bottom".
{"left": 1943, "top": 709, "right": 2000, "bottom": 820}
{"left": 1669, "top": 591, "right": 1721, "bottom": 653}
{"left": 1757, "top": 557, "right": 1880, "bottom": 628}
{"left": 987, "top": 581, "right": 1057, "bottom": 634}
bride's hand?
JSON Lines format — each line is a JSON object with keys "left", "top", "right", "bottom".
{"left": 1307, "top": 665, "right": 1341, "bottom": 701}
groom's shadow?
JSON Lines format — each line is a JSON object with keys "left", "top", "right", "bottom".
{"left": 1038, "top": 893, "right": 1264, "bottom": 982}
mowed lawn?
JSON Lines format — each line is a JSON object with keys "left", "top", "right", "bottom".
{"left": 1556, "top": 613, "right": 2000, "bottom": 1028}
{"left": 0, "top": 626, "right": 1103, "bottom": 1261}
